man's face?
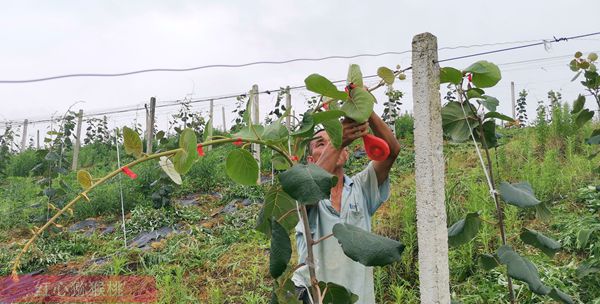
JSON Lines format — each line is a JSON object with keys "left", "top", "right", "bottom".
{"left": 308, "top": 131, "right": 349, "bottom": 168}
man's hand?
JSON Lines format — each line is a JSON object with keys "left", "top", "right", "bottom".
{"left": 342, "top": 118, "right": 369, "bottom": 148}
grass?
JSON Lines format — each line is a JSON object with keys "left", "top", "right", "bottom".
{"left": 1, "top": 118, "right": 600, "bottom": 303}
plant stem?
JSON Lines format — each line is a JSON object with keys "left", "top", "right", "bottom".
{"left": 312, "top": 233, "right": 334, "bottom": 245}
{"left": 300, "top": 204, "right": 321, "bottom": 303}
{"left": 468, "top": 105, "right": 516, "bottom": 304}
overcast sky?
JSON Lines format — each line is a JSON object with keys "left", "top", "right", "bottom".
{"left": 1, "top": 0, "right": 600, "bottom": 138}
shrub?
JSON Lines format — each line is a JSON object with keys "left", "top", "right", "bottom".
{"left": 6, "top": 150, "right": 41, "bottom": 177}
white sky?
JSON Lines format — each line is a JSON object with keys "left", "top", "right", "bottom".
{"left": 1, "top": 0, "right": 600, "bottom": 139}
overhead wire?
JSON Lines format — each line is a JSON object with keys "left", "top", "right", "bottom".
{"left": 4, "top": 31, "right": 600, "bottom": 126}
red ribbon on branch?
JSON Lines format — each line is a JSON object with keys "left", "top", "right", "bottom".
{"left": 121, "top": 166, "right": 137, "bottom": 179}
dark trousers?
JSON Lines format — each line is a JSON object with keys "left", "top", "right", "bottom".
{"left": 294, "top": 285, "right": 311, "bottom": 304}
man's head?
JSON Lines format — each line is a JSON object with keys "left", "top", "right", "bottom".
{"left": 307, "top": 129, "right": 349, "bottom": 168}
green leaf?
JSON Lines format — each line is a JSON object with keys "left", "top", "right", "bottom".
{"left": 156, "top": 130, "right": 165, "bottom": 140}
{"left": 291, "top": 112, "right": 314, "bottom": 138}
{"left": 520, "top": 228, "right": 561, "bottom": 258}
{"left": 575, "top": 109, "right": 594, "bottom": 128}
{"left": 475, "top": 120, "right": 498, "bottom": 149}
{"left": 332, "top": 223, "right": 405, "bottom": 267}
{"left": 202, "top": 118, "right": 213, "bottom": 142}
{"left": 466, "top": 88, "right": 485, "bottom": 99}
{"left": 45, "top": 151, "right": 60, "bottom": 161}
{"left": 272, "top": 278, "right": 302, "bottom": 304}
{"left": 576, "top": 261, "right": 600, "bottom": 278}
{"left": 497, "top": 245, "right": 551, "bottom": 295}
{"left": 263, "top": 123, "right": 289, "bottom": 143}
{"left": 319, "top": 281, "right": 359, "bottom": 304}
{"left": 158, "top": 156, "right": 182, "bottom": 185}
{"left": 479, "top": 254, "right": 500, "bottom": 271}
{"left": 123, "top": 126, "right": 143, "bottom": 158}
{"left": 172, "top": 128, "right": 198, "bottom": 175}
{"left": 77, "top": 170, "right": 93, "bottom": 189}
{"left": 347, "top": 64, "right": 364, "bottom": 88}
{"left": 342, "top": 88, "right": 375, "bottom": 123}
{"left": 448, "top": 212, "right": 481, "bottom": 247}
{"left": 480, "top": 95, "right": 499, "bottom": 112}
{"left": 225, "top": 149, "right": 258, "bottom": 185}
{"left": 440, "top": 67, "right": 463, "bottom": 85}
{"left": 256, "top": 186, "right": 298, "bottom": 236}
{"left": 377, "top": 67, "right": 395, "bottom": 85}
{"left": 571, "top": 95, "right": 586, "bottom": 113}
{"left": 548, "top": 288, "right": 574, "bottom": 304}
{"left": 586, "top": 135, "right": 600, "bottom": 145}
{"left": 498, "top": 182, "right": 541, "bottom": 208}
{"left": 278, "top": 163, "right": 337, "bottom": 205}
{"left": 577, "top": 228, "right": 596, "bottom": 249}
{"left": 484, "top": 112, "right": 514, "bottom": 122}
{"left": 321, "top": 118, "right": 343, "bottom": 149}
{"left": 271, "top": 154, "right": 291, "bottom": 171}
{"left": 305, "top": 74, "right": 348, "bottom": 101}
{"left": 464, "top": 60, "right": 502, "bottom": 88}
{"left": 234, "top": 125, "right": 265, "bottom": 140}
{"left": 313, "top": 110, "right": 345, "bottom": 124}
{"left": 441, "top": 102, "right": 479, "bottom": 142}
{"left": 269, "top": 219, "right": 292, "bottom": 279}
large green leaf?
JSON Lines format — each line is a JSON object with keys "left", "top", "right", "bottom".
{"left": 272, "top": 278, "right": 302, "bottom": 304}
{"left": 575, "top": 109, "right": 594, "bottom": 128}
{"left": 464, "top": 61, "right": 502, "bottom": 88}
{"left": 441, "top": 102, "right": 479, "bottom": 142}
{"left": 313, "top": 110, "right": 345, "bottom": 124}
{"left": 202, "top": 118, "right": 213, "bottom": 142}
{"left": 291, "top": 112, "right": 314, "bottom": 138}
{"left": 341, "top": 88, "right": 375, "bottom": 123}
{"left": 77, "top": 170, "right": 93, "bottom": 189}
{"left": 475, "top": 120, "right": 498, "bottom": 149}
{"left": 577, "top": 228, "right": 597, "bottom": 249}
{"left": 479, "top": 254, "right": 500, "bottom": 271}
{"left": 480, "top": 95, "right": 499, "bottom": 112}
{"left": 332, "top": 223, "right": 405, "bottom": 267}
{"left": 225, "top": 149, "right": 259, "bottom": 185}
{"left": 123, "top": 126, "right": 143, "bottom": 158}
{"left": 448, "top": 212, "right": 481, "bottom": 247}
{"left": 263, "top": 123, "right": 289, "bottom": 143}
{"left": 305, "top": 74, "right": 348, "bottom": 101}
{"left": 571, "top": 95, "right": 586, "bottom": 114}
{"left": 278, "top": 163, "right": 337, "bottom": 205}
{"left": 377, "top": 67, "right": 395, "bottom": 85}
{"left": 548, "top": 288, "right": 574, "bottom": 304}
{"left": 172, "top": 128, "right": 198, "bottom": 175}
{"left": 269, "top": 219, "right": 292, "bottom": 279}
{"left": 497, "top": 245, "right": 551, "bottom": 295}
{"left": 321, "top": 118, "right": 343, "bottom": 149}
{"left": 234, "top": 125, "right": 265, "bottom": 140}
{"left": 466, "top": 88, "right": 485, "bottom": 99}
{"left": 256, "top": 186, "right": 298, "bottom": 236}
{"left": 158, "top": 156, "right": 182, "bottom": 185}
{"left": 319, "top": 281, "right": 359, "bottom": 304}
{"left": 576, "top": 261, "right": 600, "bottom": 278}
{"left": 484, "top": 111, "right": 514, "bottom": 122}
{"left": 520, "top": 228, "right": 561, "bottom": 258}
{"left": 347, "top": 64, "right": 364, "bottom": 87}
{"left": 498, "top": 182, "right": 541, "bottom": 208}
{"left": 271, "top": 154, "right": 291, "bottom": 171}
{"left": 440, "top": 67, "right": 463, "bottom": 85}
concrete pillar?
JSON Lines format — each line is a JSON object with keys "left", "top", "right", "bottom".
{"left": 71, "top": 110, "right": 84, "bottom": 171}
{"left": 145, "top": 97, "right": 156, "bottom": 154}
{"left": 251, "top": 84, "right": 261, "bottom": 183}
{"left": 20, "top": 119, "right": 28, "bottom": 152}
{"left": 411, "top": 32, "right": 450, "bottom": 304}
{"left": 222, "top": 106, "right": 227, "bottom": 132}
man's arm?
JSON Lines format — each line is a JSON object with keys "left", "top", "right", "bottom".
{"left": 315, "top": 120, "right": 369, "bottom": 173}
{"left": 368, "top": 112, "right": 401, "bottom": 185}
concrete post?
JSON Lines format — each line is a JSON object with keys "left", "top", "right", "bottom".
{"left": 222, "top": 106, "right": 227, "bottom": 132}
{"left": 251, "top": 84, "right": 261, "bottom": 183}
{"left": 411, "top": 32, "right": 450, "bottom": 304}
{"left": 36, "top": 130, "right": 40, "bottom": 150}
{"left": 511, "top": 81, "right": 516, "bottom": 120}
{"left": 207, "top": 99, "right": 214, "bottom": 151}
{"left": 285, "top": 86, "right": 291, "bottom": 129}
{"left": 146, "top": 97, "right": 156, "bottom": 154}
{"left": 71, "top": 110, "right": 84, "bottom": 171}
{"left": 20, "top": 119, "right": 28, "bottom": 152}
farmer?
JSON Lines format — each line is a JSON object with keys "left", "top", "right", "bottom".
{"left": 292, "top": 111, "right": 401, "bottom": 303}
